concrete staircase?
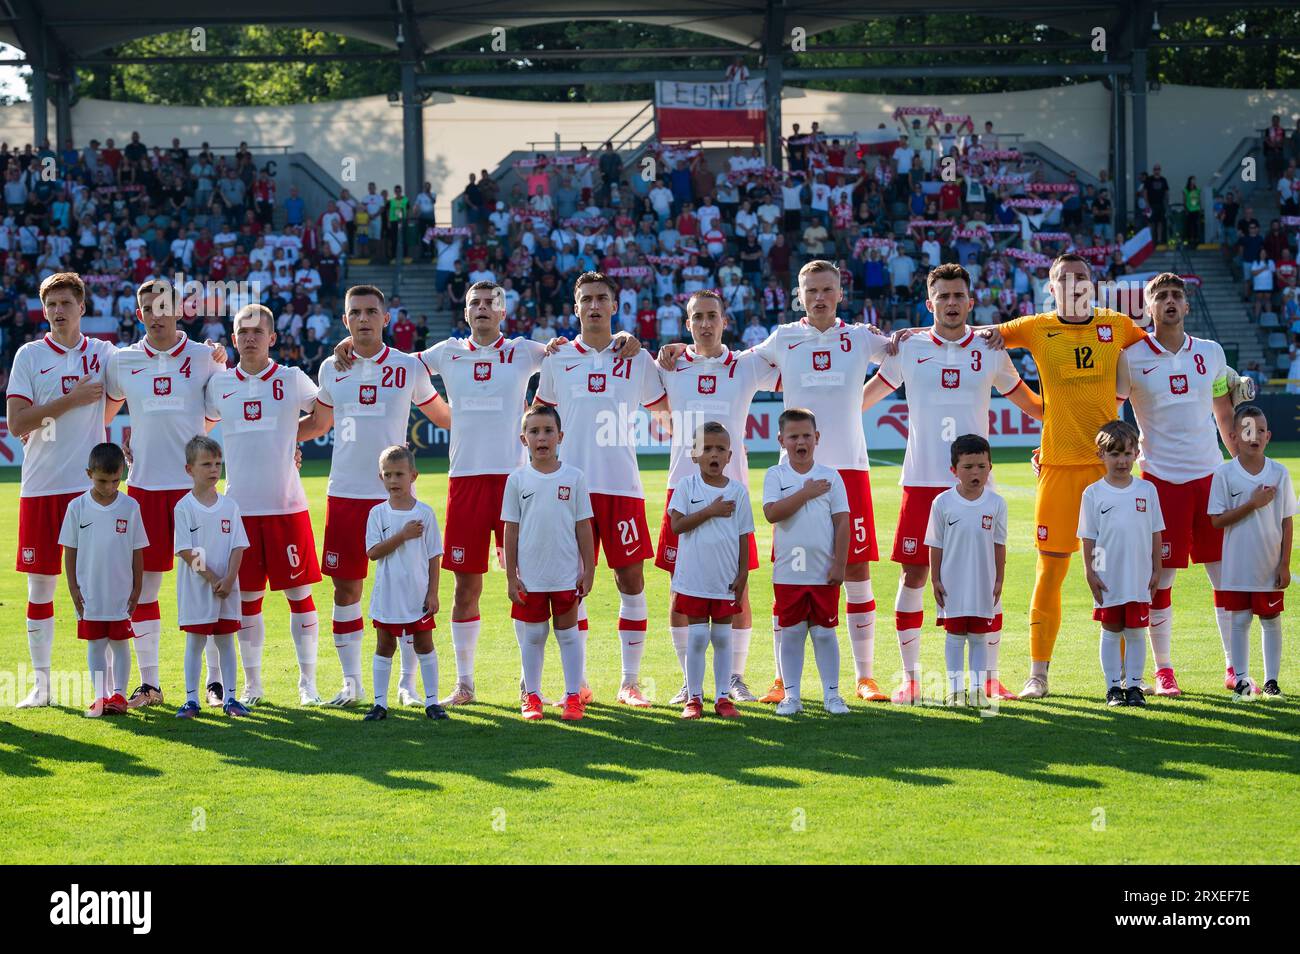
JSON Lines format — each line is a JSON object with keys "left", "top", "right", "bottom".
{"left": 1139, "top": 246, "right": 1265, "bottom": 369}
{"left": 343, "top": 263, "right": 455, "bottom": 340}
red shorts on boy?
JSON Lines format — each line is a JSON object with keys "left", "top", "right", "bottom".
{"left": 510, "top": 589, "right": 581, "bottom": 623}
{"left": 372, "top": 613, "right": 437, "bottom": 636}
{"left": 672, "top": 592, "right": 740, "bottom": 620}
{"left": 77, "top": 619, "right": 136, "bottom": 641}
{"left": 181, "top": 619, "right": 241, "bottom": 636}
{"left": 938, "top": 613, "right": 1004, "bottom": 635}
{"left": 1214, "top": 591, "right": 1285, "bottom": 616}
{"left": 772, "top": 583, "right": 840, "bottom": 628}
{"left": 1092, "top": 602, "right": 1151, "bottom": 628}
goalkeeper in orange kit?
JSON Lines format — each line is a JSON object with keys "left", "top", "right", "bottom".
{"left": 978, "top": 254, "right": 1147, "bottom": 698}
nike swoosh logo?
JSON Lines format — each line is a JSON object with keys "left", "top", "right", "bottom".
{"left": 189, "top": 526, "right": 199, "bottom": 532}
{"left": 522, "top": 492, "right": 534, "bottom": 499}
{"left": 947, "top": 518, "right": 959, "bottom": 525}
{"left": 779, "top": 484, "right": 793, "bottom": 492}
{"left": 222, "top": 392, "right": 236, "bottom": 399}
{"left": 336, "top": 374, "right": 350, "bottom": 382}
{"left": 131, "top": 368, "right": 146, "bottom": 374}
{"left": 1100, "top": 507, "right": 1112, "bottom": 514}
{"left": 39, "top": 366, "right": 54, "bottom": 374}
{"left": 303, "top": 622, "right": 316, "bottom": 629}
{"left": 627, "top": 640, "right": 643, "bottom": 646}
{"left": 900, "top": 636, "right": 917, "bottom": 645}
{"left": 1141, "top": 367, "right": 1157, "bottom": 375}
{"left": 289, "top": 570, "right": 304, "bottom": 580}
{"left": 1230, "top": 491, "right": 1242, "bottom": 498}
{"left": 565, "top": 364, "right": 580, "bottom": 371}
{"left": 916, "top": 357, "right": 934, "bottom": 364}
{"left": 1268, "top": 600, "right": 1281, "bottom": 608}
{"left": 690, "top": 498, "right": 704, "bottom": 504}
{"left": 79, "top": 522, "right": 92, "bottom": 528}
{"left": 1046, "top": 332, "right": 1062, "bottom": 338}
{"left": 786, "top": 342, "right": 805, "bottom": 350}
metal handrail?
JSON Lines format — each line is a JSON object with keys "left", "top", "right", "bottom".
{"left": 1210, "top": 136, "right": 1260, "bottom": 201}
{"left": 287, "top": 158, "right": 342, "bottom": 203}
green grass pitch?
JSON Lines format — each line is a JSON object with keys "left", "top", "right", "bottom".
{"left": 1, "top": 447, "right": 1297, "bottom": 864}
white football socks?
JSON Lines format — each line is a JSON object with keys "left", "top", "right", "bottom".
{"left": 1100, "top": 629, "right": 1123, "bottom": 688}
{"left": 670, "top": 624, "right": 689, "bottom": 678}
{"left": 515, "top": 620, "right": 549, "bottom": 696}
{"left": 844, "top": 579, "right": 875, "bottom": 680}
{"left": 1261, "top": 615, "right": 1282, "bottom": 683}
{"left": 108, "top": 639, "right": 131, "bottom": 697}
{"left": 1148, "top": 568, "right": 1176, "bottom": 668}
{"left": 809, "top": 625, "right": 841, "bottom": 699}
{"left": 372, "top": 654, "right": 392, "bottom": 708}
{"left": 554, "top": 625, "right": 584, "bottom": 697}
{"left": 1230, "top": 610, "right": 1252, "bottom": 683}
{"left": 213, "top": 634, "right": 238, "bottom": 703}
{"left": 418, "top": 648, "right": 439, "bottom": 706}
{"left": 1123, "top": 628, "right": 1146, "bottom": 688}
{"left": 332, "top": 602, "right": 364, "bottom": 696}
{"left": 771, "top": 614, "right": 783, "bottom": 681}
{"left": 895, "top": 581, "right": 925, "bottom": 681}
{"left": 685, "top": 622, "right": 710, "bottom": 699}
{"left": 184, "top": 632, "right": 207, "bottom": 703}
{"left": 398, "top": 635, "right": 418, "bottom": 693}
{"left": 710, "top": 621, "right": 733, "bottom": 700}
{"left": 450, "top": 617, "right": 480, "bottom": 690}
{"left": 87, "top": 639, "right": 109, "bottom": 700}
{"left": 25, "top": 573, "right": 56, "bottom": 698}
{"left": 730, "top": 626, "right": 751, "bottom": 678}
{"left": 240, "top": 593, "right": 266, "bottom": 695}
{"left": 286, "top": 586, "right": 319, "bottom": 693}
{"left": 779, "top": 624, "right": 808, "bottom": 702}
{"left": 1205, "top": 562, "right": 1234, "bottom": 667}
{"left": 617, "top": 591, "right": 648, "bottom": 685}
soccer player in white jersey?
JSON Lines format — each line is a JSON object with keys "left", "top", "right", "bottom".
{"left": 1117, "top": 273, "right": 1238, "bottom": 695}
{"left": 863, "top": 263, "right": 1041, "bottom": 703}
{"left": 502, "top": 405, "right": 596, "bottom": 721}
{"left": 1078, "top": 421, "right": 1165, "bottom": 708}
{"left": 925, "top": 434, "right": 1008, "bottom": 707}
{"left": 661, "top": 260, "right": 890, "bottom": 705}
{"left": 762, "top": 408, "right": 851, "bottom": 715}
{"left": 1207, "top": 406, "right": 1294, "bottom": 700}
{"left": 104, "top": 279, "right": 227, "bottom": 709}
{"left": 535, "top": 271, "right": 668, "bottom": 705}
{"left": 668, "top": 422, "right": 751, "bottom": 719}
{"left": 206, "top": 304, "right": 323, "bottom": 705}
{"left": 58, "top": 443, "right": 147, "bottom": 717}
{"left": 361, "top": 445, "right": 446, "bottom": 721}
{"left": 654, "top": 290, "right": 777, "bottom": 704}
{"left": 333, "top": 282, "right": 637, "bottom": 704}
{"left": 7, "top": 273, "right": 116, "bottom": 708}
{"left": 297, "top": 285, "right": 449, "bottom": 707}
{"left": 172, "top": 435, "right": 251, "bottom": 718}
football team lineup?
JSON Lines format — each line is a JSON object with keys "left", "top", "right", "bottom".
{"left": 4, "top": 255, "right": 1293, "bottom": 728}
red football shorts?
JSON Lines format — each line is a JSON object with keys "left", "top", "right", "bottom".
{"left": 129, "top": 486, "right": 188, "bottom": 572}
{"left": 77, "top": 618, "right": 136, "bottom": 640}
{"left": 181, "top": 619, "right": 241, "bottom": 636}
{"left": 672, "top": 592, "right": 741, "bottom": 621}
{"left": 589, "top": 492, "right": 652, "bottom": 569}
{"left": 939, "top": 613, "right": 1004, "bottom": 635}
{"left": 773, "top": 582, "right": 841, "bottom": 628}
{"left": 891, "top": 485, "right": 945, "bottom": 565}
{"left": 443, "top": 474, "right": 509, "bottom": 575}
{"left": 838, "top": 468, "right": 878, "bottom": 564}
{"left": 1215, "top": 591, "right": 1285, "bottom": 617}
{"left": 373, "top": 613, "right": 437, "bottom": 636}
{"left": 322, "top": 496, "right": 384, "bottom": 580}
{"left": 240, "top": 511, "right": 321, "bottom": 591}
{"left": 16, "top": 491, "right": 80, "bottom": 574}
{"left": 656, "top": 488, "right": 759, "bottom": 573}
{"left": 1092, "top": 602, "right": 1151, "bottom": 629}
{"left": 1143, "top": 471, "right": 1222, "bottom": 568}
{"left": 511, "top": 589, "right": 581, "bottom": 623}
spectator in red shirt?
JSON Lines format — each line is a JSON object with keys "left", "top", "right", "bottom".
{"left": 227, "top": 249, "right": 250, "bottom": 281}
{"left": 939, "top": 180, "right": 962, "bottom": 219}
{"left": 100, "top": 138, "right": 123, "bottom": 177}
{"left": 209, "top": 253, "right": 227, "bottom": 281}
{"left": 392, "top": 310, "right": 416, "bottom": 351}
{"left": 1276, "top": 248, "right": 1297, "bottom": 291}
{"left": 1263, "top": 219, "right": 1290, "bottom": 261}
{"left": 677, "top": 203, "right": 699, "bottom": 239}
{"left": 132, "top": 254, "right": 155, "bottom": 284}
{"left": 193, "top": 230, "right": 214, "bottom": 277}
{"left": 636, "top": 305, "right": 658, "bottom": 345}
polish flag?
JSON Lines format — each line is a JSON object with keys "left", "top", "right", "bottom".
{"left": 1122, "top": 227, "right": 1154, "bottom": 267}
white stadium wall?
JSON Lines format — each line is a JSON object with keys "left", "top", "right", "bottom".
{"left": 2, "top": 83, "right": 1299, "bottom": 221}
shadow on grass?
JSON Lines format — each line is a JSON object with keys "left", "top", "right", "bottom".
{"left": 2, "top": 689, "right": 1294, "bottom": 794}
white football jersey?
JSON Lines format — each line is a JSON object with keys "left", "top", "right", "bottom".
{"left": 924, "top": 487, "right": 1008, "bottom": 620}
{"left": 57, "top": 491, "right": 150, "bottom": 620}
{"left": 365, "top": 499, "right": 443, "bottom": 624}
{"left": 172, "top": 491, "right": 250, "bottom": 626}
{"left": 1075, "top": 478, "right": 1165, "bottom": 609}
{"left": 874, "top": 328, "right": 1022, "bottom": 487}
{"left": 534, "top": 337, "right": 666, "bottom": 498}
{"left": 1122, "top": 333, "right": 1228, "bottom": 484}
{"left": 1208, "top": 458, "right": 1296, "bottom": 592}
{"left": 763, "top": 461, "right": 849, "bottom": 585}
{"left": 316, "top": 345, "right": 438, "bottom": 499}
{"left": 205, "top": 362, "right": 318, "bottom": 516}
{"left": 748, "top": 318, "right": 888, "bottom": 471}
{"left": 500, "top": 462, "right": 594, "bottom": 592}
{"left": 670, "top": 474, "right": 755, "bottom": 600}
{"left": 8, "top": 333, "right": 115, "bottom": 496}
{"left": 657, "top": 347, "right": 779, "bottom": 489}
{"left": 105, "top": 332, "right": 222, "bottom": 491}
{"left": 420, "top": 334, "right": 545, "bottom": 477}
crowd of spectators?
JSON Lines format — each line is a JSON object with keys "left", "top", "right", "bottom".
{"left": 438, "top": 117, "right": 1134, "bottom": 382}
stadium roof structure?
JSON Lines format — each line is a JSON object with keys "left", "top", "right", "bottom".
{"left": 0, "top": 0, "right": 1286, "bottom": 232}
